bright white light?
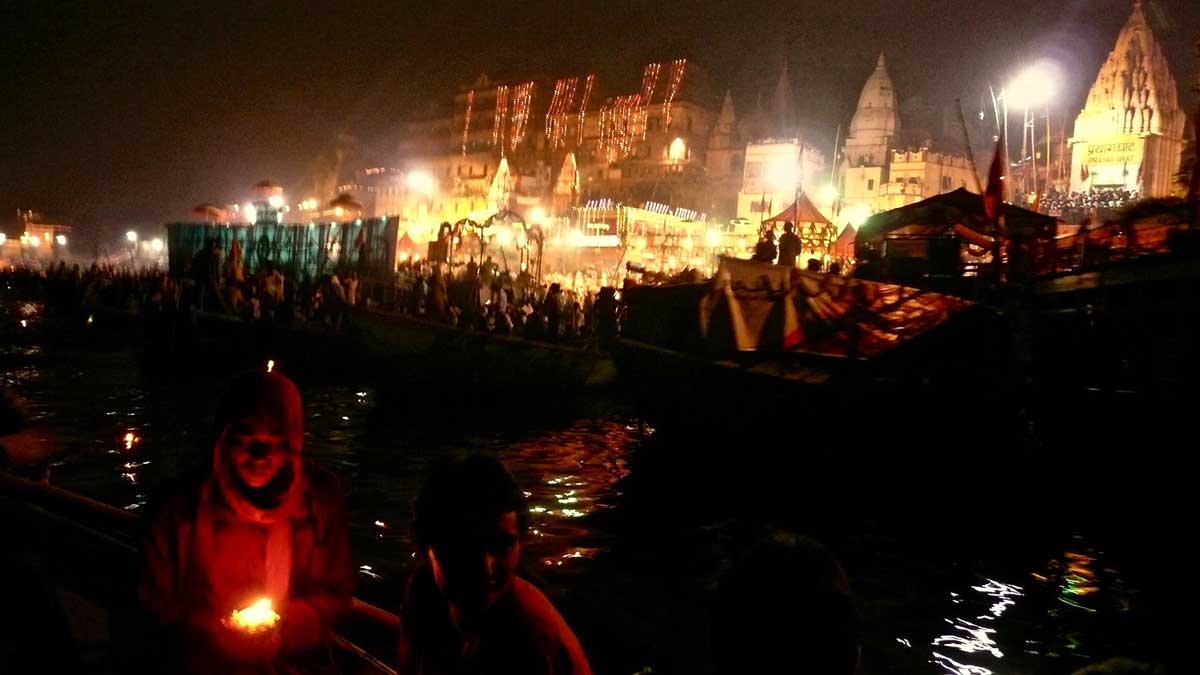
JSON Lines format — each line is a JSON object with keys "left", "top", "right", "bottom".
{"left": 530, "top": 207, "right": 546, "bottom": 224}
{"left": 126, "top": 230, "right": 138, "bottom": 243}
{"left": 765, "top": 161, "right": 800, "bottom": 193}
{"left": 28, "top": 236, "right": 40, "bottom": 248}
{"left": 55, "top": 234, "right": 67, "bottom": 246}
{"left": 705, "top": 230, "right": 721, "bottom": 247}
{"left": 268, "top": 195, "right": 284, "bottom": 209}
{"left": 680, "top": 237, "right": 694, "bottom": 251}
{"left": 407, "top": 171, "right": 436, "bottom": 195}
{"left": 150, "top": 238, "right": 164, "bottom": 253}
{"left": 845, "top": 204, "right": 873, "bottom": 227}
{"left": 819, "top": 183, "right": 839, "bottom": 204}
{"left": 334, "top": 206, "right": 344, "bottom": 218}
{"left": 1006, "top": 60, "right": 1060, "bottom": 109}
{"left": 668, "top": 137, "right": 687, "bottom": 161}
{"left": 245, "top": 204, "right": 257, "bottom": 223}
{"left": 0, "top": 233, "right": 7, "bottom": 245}
{"left": 496, "top": 228, "right": 513, "bottom": 246}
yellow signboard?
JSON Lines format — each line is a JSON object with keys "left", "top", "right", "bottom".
{"left": 1084, "top": 137, "right": 1142, "bottom": 166}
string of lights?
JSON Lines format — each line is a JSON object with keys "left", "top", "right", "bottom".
{"left": 545, "top": 77, "right": 579, "bottom": 149}
{"left": 509, "top": 81, "right": 535, "bottom": 154}
{"left": 662, "top": 59, "right": 687, "bottom": 130}
{"left": 492, "top": 85, "right": 510, "bottom": 152}
{"left": 577, "top": 74, "right": 595, "bottom": 147}
{"left": 461, "top": 89, "right": 474, "bottom": 156}
{"left": 637, "top": 62, "right": 662, "bottom": 141}
{"left": 545, "top": 80, "right": 565, "bottom": 139}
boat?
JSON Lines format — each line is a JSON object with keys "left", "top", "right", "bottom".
{"left": 611, "top": 257, "right": 999, "bottom": 438}
{"left": 0, "top": 470, "right": 400, "bottom": 674}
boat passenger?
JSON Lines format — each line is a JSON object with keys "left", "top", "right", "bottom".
{"left": 398, "top": 457, "right": 591, "bottom": 675}
{"left": 138, "top": 370, "right": 353, "bottom": 673}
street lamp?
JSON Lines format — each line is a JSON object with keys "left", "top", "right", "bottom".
{"left": 1006, "top": 60, "right": 1060, "bottom": 198}
{"left": 126, "top": 230, "right": 139, "bottom": 243}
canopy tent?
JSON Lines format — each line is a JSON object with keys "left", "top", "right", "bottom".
{"left": 832, "top": 225, "right": 857, "bottom": 259}
{"left": 763, "top": 191, "right": 832, "bottom": 225}
{"left": 854, "top": 187, "right": 1059, "bottom": 280}
{"left": 856, "top": 187, "right": 1056, "bottom": 249}
{"left": 396, "top": 231, "right": 420, "bottom": 255}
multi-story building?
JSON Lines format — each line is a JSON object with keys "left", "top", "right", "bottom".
{"left": 736, "top": 140, "right": 827, "bottom": 223}
{"left": 365, "top": 61, "right": 748, "bottom": 245}
{"left": 838, "top": 54, "right": 978, "bottom": 225}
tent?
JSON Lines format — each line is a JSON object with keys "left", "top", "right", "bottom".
{"left": 854, "top": 187, "right": 1059, "bottom": 280}
{"left": 396, "top": 231, "right": 421, "bottom": 259}
{"left": 763, "top": 192, "right": 838, "bottom": 259}
{"left": 856, "top": 187, "right": 1056, "bottom": 250}
{"left": 763, "top": 191, "right": 832, "bottom": 226}
{"left": 832, "top": 225, "right": 857, "bottom": 259}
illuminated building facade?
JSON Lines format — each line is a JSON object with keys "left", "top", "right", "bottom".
{"left": 736, "top": 140, "right": 828, "bottom": 224}
{"left": 839, "top": 54, "right": 977, "bottom": 226}
{"left": 1067, "top": 1, "right": 1186, "bottom": 197}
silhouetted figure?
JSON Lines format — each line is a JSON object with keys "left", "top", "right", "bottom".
{"left": 778, "top": 222, "right": 802, "bottom": 267}
{"left": 593, "top": 287, "right": 619, "bottom": 347}
{"left": 712, "top": 532, "right": 859, "bottom": 675}
{"left": 138, "top": 370, "right": 353, "bottom": 673}
{"left": 828, "top": 261, "right": 842, "bottom": 276}
{"left": 399, "top": 457, "right": 590, "bottom": 675}
{"left": 806, "top": 257, "right": 822, "bottom": 273}
{"left": 753, "top": 231, "right": 778, "bottom": 264}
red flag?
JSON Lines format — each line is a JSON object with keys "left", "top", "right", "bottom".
{"left": 983, "top": 138, "right": 1005, "bottom": 223}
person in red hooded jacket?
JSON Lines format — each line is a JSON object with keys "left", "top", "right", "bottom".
{"left": 138, "top": 369, "right": 353, "bottom": 673}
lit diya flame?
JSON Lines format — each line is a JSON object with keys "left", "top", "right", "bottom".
{"left": 124, "top": 432, "right": 141, "bottom": 450}
{"left": 229, "top": 598, "right": 280, "bottom": 633}
{"left": 266, "top": 359, "right": 275, "bottom": 373}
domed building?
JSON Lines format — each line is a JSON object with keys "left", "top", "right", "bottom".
{"left": 1067, "top": 0, "right": 1186, "bottom": 198}
{"left": 838, "top": 54, "right": 976, "bottom": 227}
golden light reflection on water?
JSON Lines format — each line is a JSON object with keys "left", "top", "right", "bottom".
{"left": 504, "top": 418, "right": 637, "bottom": 569}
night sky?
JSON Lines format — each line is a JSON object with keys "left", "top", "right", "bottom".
{"left": 2, "top": 0, "right": 1196, "bottom": 238}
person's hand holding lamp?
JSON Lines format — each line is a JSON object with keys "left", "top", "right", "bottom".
{"left": 220, "top": 597, "right": 282, "bottom": 663}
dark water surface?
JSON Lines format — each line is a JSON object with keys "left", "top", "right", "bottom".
{"left": 2, "top": 297, "right": 1166, "bottom": 674}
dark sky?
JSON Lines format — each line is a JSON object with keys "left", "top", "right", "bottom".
{"left": 2, "top": 0, "right": 1196, "bottom": 234}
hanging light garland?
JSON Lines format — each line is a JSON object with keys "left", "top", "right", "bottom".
{"left": 662, "top": 59, "right": 687, "bottom": 130}
{"left": 577, "top": 74, "right": 595, "bottom": 147}
{"left": 545, "top": 77, "right": 579, "bottom": 149}
{"left": 461, "top": 89, "right": 475, "bottom": 156}
{"left": 599, "top": 94, "right": 643, "bottom": 163}
{"left": 493, "top": 85, "right": 510, "bottom": 152}
{"left": 509, "top": 81, "right": 535, "bottom": 154}
{"left": 637, "top": 62, "right": 661, "bottom": 141}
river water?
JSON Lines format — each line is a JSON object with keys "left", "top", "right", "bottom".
{"left": 2, "top": 295, "right": 1163, "bottom": 674}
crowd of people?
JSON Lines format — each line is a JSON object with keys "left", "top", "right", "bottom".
{"left": 390, "top": 256, "right": 620, "bottom": 344}
{"left": 1038, "top": 187, "right": 1141, "bottom": 214}
{"left": 4, "top": 237, "right": 625, "bottom": 346}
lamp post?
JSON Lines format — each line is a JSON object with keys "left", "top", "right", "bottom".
{"left": 1007, "top": 61, "right": 1059, "bottom": 202}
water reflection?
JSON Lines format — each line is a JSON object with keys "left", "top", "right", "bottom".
{"left": 931, "top": 579, "right": 1023, "bottom": 675}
